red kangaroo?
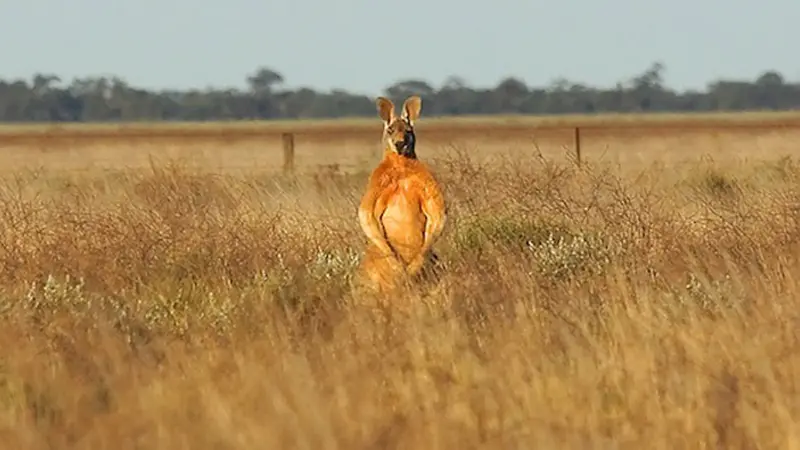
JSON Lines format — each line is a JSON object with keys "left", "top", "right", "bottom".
{"left": 356, "top": 95, "right": 447, "bottom": 292}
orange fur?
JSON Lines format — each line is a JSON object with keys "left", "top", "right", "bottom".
{"left": 356, "top": 96, "right": 447, "bottom": 293}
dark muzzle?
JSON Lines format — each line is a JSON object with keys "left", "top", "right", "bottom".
{"left": 394, "top": 131, "right": 416, "bottom": 156}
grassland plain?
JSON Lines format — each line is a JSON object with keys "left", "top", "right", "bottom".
{"left": 1, "top": 110, "right": 800, "bottom": 174}
{"left": 0, "top": 114, "right": 800, "bottom": 448}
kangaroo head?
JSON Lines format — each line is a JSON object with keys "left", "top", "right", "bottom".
{"left": 376, "top": 95, "right": 422, "bottom": 158}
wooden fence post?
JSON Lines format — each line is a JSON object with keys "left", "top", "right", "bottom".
{"left": 282, "top": 132, "right": 295, "bottom": 174}
{"left": 573, "top": 126, "right": 582, "bottom": 167}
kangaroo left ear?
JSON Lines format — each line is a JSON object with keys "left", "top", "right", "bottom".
{"left": 376, "top": 96, "right": 395, "bottom": 125}
{"left": 401, "top": 96, "right": 422, "bottom": 124}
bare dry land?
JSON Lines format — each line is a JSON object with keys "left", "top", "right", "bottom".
{"left": 0, "top": 112, "right": 799, "bottom": 448}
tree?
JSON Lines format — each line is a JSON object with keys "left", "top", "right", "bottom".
{"left": 31, "top": 73, "right": 61, "bottom": 97}
{"left": 0, "top": 62, "right": 799, "bottom": 121}
{"left": 246, "top": 67, "right": 284, "bottom": 94}
{"left": 384, "top": 80, "right": 435, "bottom": 100}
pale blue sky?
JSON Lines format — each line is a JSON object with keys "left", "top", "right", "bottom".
{"left": 1, "top": 0, "right": 797, "bottom": 95}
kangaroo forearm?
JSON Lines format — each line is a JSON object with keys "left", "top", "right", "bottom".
{"left": 366, "top": 220, "right": 395, "bottom": 256}
{"left": 420, "top": 219, "right": 443, "bottom": 256}
{"left": 370, "top": 235, "right": 394, "bottom": 256}
{"left": 359, "top": 206, "right": 390, "bottom": 254}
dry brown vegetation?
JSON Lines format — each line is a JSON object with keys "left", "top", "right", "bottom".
{"left": 1, "top": 118, "right": 800, "bottom": 449}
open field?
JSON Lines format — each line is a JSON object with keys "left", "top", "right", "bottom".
{"left": 1, "top": 113, "right": 800, "bottom": 448}
{"left": 3, "top": 109, "right": 800, "bottom": 134}
{"left": 2, "top": 111, "right": 800, "bottom": 175}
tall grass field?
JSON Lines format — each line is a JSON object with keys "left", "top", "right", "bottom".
{"left": 0, "top": 114, "right": 799, "bottom": 449}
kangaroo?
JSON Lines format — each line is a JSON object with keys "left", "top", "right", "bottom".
{"left": 356, "top": 95, "right": 447, "bottom": 293}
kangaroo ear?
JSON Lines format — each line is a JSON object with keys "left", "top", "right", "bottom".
{"left": 401, "top": 96, "right": 422, "bottom": 123}
{"left": 376, "top": 97, "right": 395, "bottom": 124}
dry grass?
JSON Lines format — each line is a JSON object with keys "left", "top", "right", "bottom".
{"left": 1, "top": 120, "right": 800, "bottom": 449}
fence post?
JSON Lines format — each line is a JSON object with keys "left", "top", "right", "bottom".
{"left": 573, "top": 126, "right": 582, "bottom": 167}
{"left": 282, "top": 132, "right": 295, "bottom": 174}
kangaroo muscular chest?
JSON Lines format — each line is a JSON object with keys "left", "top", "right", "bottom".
{"left": 380, "top": 177, "right": 423, "bottom": 225}
{"left": 376, "top": 172, "right": 426, "bottom": 262}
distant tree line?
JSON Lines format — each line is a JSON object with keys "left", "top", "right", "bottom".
{"left": 0, "top": 62, "right": 798, "bottom": 122}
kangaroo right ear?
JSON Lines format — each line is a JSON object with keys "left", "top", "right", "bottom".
{"left": 376, "top": 97, "right": 395, "bottom": 124}
{"left": 401, "top": 96, "right": 422, "bottom": 124}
